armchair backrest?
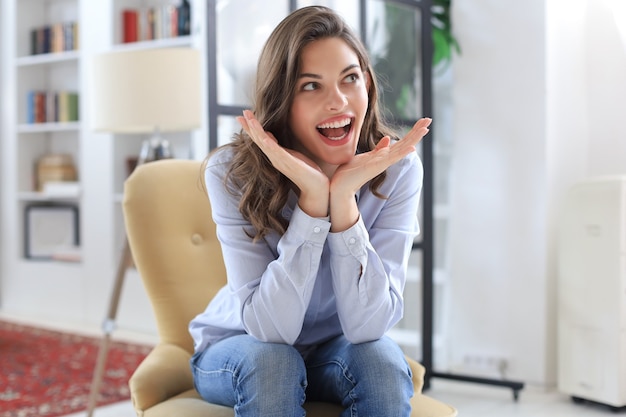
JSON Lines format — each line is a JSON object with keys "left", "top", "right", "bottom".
{"left": 123, "top": 159, "right": 227, "bottom": 353}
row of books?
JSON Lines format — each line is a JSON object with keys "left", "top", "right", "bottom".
{"left": 26, "top": 91, "right": 79, "bottom": 124}
{"left": 30, "top": 22, "right": 79, "bottom": 55}
{"left": 122, "top": 2, "right": 191, "bottom": 43}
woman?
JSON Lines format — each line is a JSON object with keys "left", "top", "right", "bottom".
{"left": 189, "top": 5, "right": 431, "bottom": 416}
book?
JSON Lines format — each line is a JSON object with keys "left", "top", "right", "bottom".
{"left": 67, "top": 93, "right": 79, "bottom": 122}
{"left": 178, "top": 0, "right": 191, "bottom": 36}
{"left": 123, "top": 9, "right": 139, "bottom": 43}
{"left": 30, "top": 21, "right": 78, "bottom": 55}
{"left": 73, "top": 22, "right": 79, "bottom": 50}
{"left": 26, "top": 91, "right": 35, "bottom": 124}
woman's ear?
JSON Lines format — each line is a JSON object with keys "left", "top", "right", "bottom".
{"left": 365, "top": 70, "right": 371, "bottom": 91}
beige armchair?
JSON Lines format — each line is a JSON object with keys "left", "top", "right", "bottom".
{"left": 124, "top": 159, "right": 457, "bottom": 417}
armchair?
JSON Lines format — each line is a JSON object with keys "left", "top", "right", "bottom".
{"left": 124, "top": 159, "right": 457, "bottom": 417}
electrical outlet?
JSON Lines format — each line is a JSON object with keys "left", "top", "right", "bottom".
{"left": 459, "top": 353, "right": 510, "bottom": 378}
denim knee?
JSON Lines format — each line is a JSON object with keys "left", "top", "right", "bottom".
{"left": 307, "top": 335, "right": 413, "bottom": 416}
{"left": 241, "top": 341, "right": 307, "bottom": 389}
{"left": 191, "top": 335, "right": 307, "bottom": 417}
{"left": 349, "top": 338, "right": 413, "bottom": 394}
{"left": 236, "top": 342, "right": 307, "bottom": 416}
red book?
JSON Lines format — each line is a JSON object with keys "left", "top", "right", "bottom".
{"left": 122, "top": 9, "right": 139, "bottom": 43}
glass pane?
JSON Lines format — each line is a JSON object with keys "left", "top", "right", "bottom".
{"left": 296, "top": 0, "right": 361, "bottom": 33}
{"left": 366, "top": 0, "right": 423, "bottom": 121}
{"left": 217, "top": 115, "right": 241, "bottom": 147}
{"left": 217, "top": 1, "right": 289, "bottom": 106}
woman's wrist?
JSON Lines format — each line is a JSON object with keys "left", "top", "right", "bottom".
{"left": 329, "top": 188, "right": 359, "bottom": 232}
{"left": 298, "top": 188, "right": 329, "bottom": 218}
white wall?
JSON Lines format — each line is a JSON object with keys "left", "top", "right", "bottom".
{"left": 445, "top": 0, "right": 626, "bottom": 387}
{"left": 586, "top": 1, "right": 626, "bottom": 174}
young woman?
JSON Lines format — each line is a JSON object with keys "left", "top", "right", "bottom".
{"left": 189, "top": 5, "right": 431, "bottom": 416}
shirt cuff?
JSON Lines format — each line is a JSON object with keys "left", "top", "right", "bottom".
{"left": 327, "top": 215, "right": 368, "bottom": 257}
{"left": 288, "top": 204, "right": 331, "bottom": 245}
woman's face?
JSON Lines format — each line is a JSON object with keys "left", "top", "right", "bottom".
{"left": 288, "top": 37, "right": 369, "bottom": 175}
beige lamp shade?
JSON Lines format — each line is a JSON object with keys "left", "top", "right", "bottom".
{"left": 91, "top": 48, "right": 201, "bottom": 133}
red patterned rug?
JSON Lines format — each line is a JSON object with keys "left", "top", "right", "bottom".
{"left": 0, "top": 320, "right": 152, "bottom": 417}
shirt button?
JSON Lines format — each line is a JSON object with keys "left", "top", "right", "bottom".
{"left": 313, "top": 226, "right": 321, "bottom": 233}
{"left": 349, "top": 237, "right": 356, "bottom": 245}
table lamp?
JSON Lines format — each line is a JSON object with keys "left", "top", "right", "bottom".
{"left": 91, "top": 47, "right": 201, "bottom": 162}
{"left": 87, "top": 47, "right": 201, "bottom": 417}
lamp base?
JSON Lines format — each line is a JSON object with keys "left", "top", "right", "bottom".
{"left": 138, "top": 136, "right": 172, "bottom": 164}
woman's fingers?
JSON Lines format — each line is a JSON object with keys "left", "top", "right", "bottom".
{"left": 391, "top": 117, "right": 431, "bottom": 156}
{"left": 237, "top": 111, "right": 278, "bottom": 157}
{"left": 405, "top": 117, "right": 431, "bottom": 143}
{"left": 376, "top": 136, "right": 391, "bottom": 150}
{"left": 368, "top": 117, "right": 432, "bottom": 174}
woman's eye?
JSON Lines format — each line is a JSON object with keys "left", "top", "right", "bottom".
{"left": 302, "top": 82, "right": 317, "bottom": 91}
{"left": 344, "top": 73, "right": 359, "bottom": 83}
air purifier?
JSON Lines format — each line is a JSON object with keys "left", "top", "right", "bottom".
{"left": 557, "top": 176, "right": 626, "bottom": 410}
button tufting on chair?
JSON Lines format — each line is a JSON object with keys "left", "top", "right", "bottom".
{"left": 191, "top": 233, "right": 203, "bottom": 245}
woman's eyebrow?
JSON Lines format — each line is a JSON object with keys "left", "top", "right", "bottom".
{"left": 298, "top": 64, "right": 360, "bottom": 80}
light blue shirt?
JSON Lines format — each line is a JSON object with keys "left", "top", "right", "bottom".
{"left": 189, "top": 147, "right": 423, "bottom": 355}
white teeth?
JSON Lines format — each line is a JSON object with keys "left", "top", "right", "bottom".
{"left": 317, "top": 118, "right": 351, "bottom": 129}
{"left": 327, "top": 132, "right": 348, "bottom": 141}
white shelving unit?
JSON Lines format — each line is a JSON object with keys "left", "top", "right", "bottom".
{"left": 0, "top": 0, "right": 206, "bottom": 334}
{"left": 0, "top": 0, "right": 86, "bottom": 321}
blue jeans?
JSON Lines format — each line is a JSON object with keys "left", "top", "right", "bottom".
{"left": 190, "top": 334, "right": 413, "bottom": 417}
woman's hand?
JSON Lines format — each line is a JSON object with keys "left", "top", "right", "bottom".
{"left": 328, "top": 117, "right": 431, "bottom": 231}
{"left": 237, "top": 110, "right": 330, "bottom": 217}
{"left": 331, "top": 117, "right": 431, "bottom": 196}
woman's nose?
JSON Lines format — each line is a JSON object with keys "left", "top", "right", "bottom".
{"left": 326, "top": 87, "right": 348, "bottom": 111}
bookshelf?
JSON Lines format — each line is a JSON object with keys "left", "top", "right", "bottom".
{"left": 0, "top": 0, "right": 87, "bottom": 322}
{"left": 0, "top": 0, "right": 205, "bottom": 332}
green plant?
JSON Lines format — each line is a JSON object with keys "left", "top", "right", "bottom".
{"left": 371, "top": 0, "right": 460, "bottom": 119}
{"left": 432, "top": 0, "right": 461, "bottom": 68}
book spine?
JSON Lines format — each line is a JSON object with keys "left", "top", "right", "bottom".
{"left": 46, "top": 92, "right": 55, "bottom": 123}
{"left": 153, "top": 7, "right": 162, "bottom": 39}
{"left": 68, "top": 93, "right": 79, "bottom": 122}
{"left": 58, "top": 92, "right": 68, "bottom": 123}
{"left": 122, "top": 9, "right": 139, "bottom": 43}
{"left": 177, "top": 0, "right": 191, "bottom": 36}
{"left": 73, "top": 22, "right": 79, "bottom": 50}
{"left": 35, "top": 92, "right": 46, "bottom": 124}
{"left": 171, "top": 7, "right": 178, "bottom": 37}
{"left": 52, "top": 23, "right": 63, "bottom": 53}
{"left": 36, "top": 28, "right": 44, "bottom": 54}
{"left": 63, "top": 23, "right": 72, "bottom": 51}
{"left": 43, "top": 26, "right": 51, "bottom": 53}
{"left": 26, "top": 91, "right": 35, "bottom": 124}
{"left": 147, "top": 8, "right": 155, "bottom": 40}
{"left": 30, "top": 29, "right": 37, "bottom": 55}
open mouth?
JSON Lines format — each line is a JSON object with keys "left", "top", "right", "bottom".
{"left": 316, "top": 117, "right": 352, "bottom": 141}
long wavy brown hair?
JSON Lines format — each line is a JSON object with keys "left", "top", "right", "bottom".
{"left": 211, "top": 6, "right": 397, "bottom": 241}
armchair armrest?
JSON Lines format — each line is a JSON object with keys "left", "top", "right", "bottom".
{"left": 406, "top": 356, "right": 426, "bottom": 394}
{"left": 129, "top": 343, "right": 195, "bottom": 412}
